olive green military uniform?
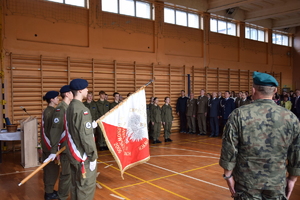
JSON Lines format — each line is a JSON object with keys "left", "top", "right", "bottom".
{"left": 197, "top": 96, "right": 208, "bottom": 135}
{"left": 186, "top": 98, "right": 197, "bottom": 133}
{"left": 109, "top": 101, "right": 119, "bottom": 110}
{"left": 41, "top": 106, "right": 60, "bottom": 194}
{"left": 49, "top": 101, "right": 70, "bottom": 200}
{"left": 96, "top": 99, "right": 110, "bottom": 148}
{"left": 83, "top": 100, "right": 99, "bottom": 121}
{"left": 239, "top": 99, "right": 251, "bottom": 107}
{"left": 66, "top": 99, "right": 98, "bottom": 200}
{"left": 147, "top": 103, "right": 154, "bottom": 138}
{"left": 150, "top": 105, "right": 162, "bottom": 141}
{"left": 161, "top": 104, "right": 173, "bottom": 139}
{"left": 220, "top": 99, "right": 300, "bottom": 199}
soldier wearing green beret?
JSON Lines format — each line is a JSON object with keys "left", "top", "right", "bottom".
{"left": 220, "top": 71, "right": 300, "bottom": 199}
{"left": 161, "top": 97, "right": 174, "bottom": 142}
{"left": 151, "top": 97, "right": 162, "bottom": 144}
{"left": 45, "top": 85, "right": 73, "bottom": 200}
{"left": 65, "top": 79, "right": 98, "bottom": 200}
{"left": 96, "top": 90, "right": 110, "bottom": 151}
{"left": 41, "top": 91, "right": 60, "bottom": 200}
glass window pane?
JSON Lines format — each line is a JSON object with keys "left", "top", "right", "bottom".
{"left": 47, "top": 0, "right": 63, "bottom": 3}
{"left": 258, "top": 30, "right": 264, "bottom": 42}
{"left": 65, "top": 0, "right": 85, "bottom": 7}
{"left": 245, "top": 27, "right": 250, "bottom": 39}
{"left": 136, "top": 1, "right": 151, "bottom": 19}
{"left": 227, "top": 22, "right": 236, "bottom": 36}
{"left": 176, "top": 10, "right": 187, "bottom": 26}
{"left": 188, "top": 13, "right": 199, "bottom": 28}
{"left": 251, "top": 28, "right": 257, "bottom": 40}
{"left": 210, "top": 19, "right": 217, "bottom": 32}
{"left": 218, "top": 20, "right": 226, "bottom": 34}
{"left": 102, "top": 0, "right": 118, "bottom": 13}
{"left": 276, "top": 34, "right": 282, "bottom": 45}
{"left": 164, "top": 8, "right": 175, "bottom": 24}
{"left": 120, "top": 0, "right": 134, "bottom": 16}
{"left": 272, "top": 33, "right": 276, "bottom": 44}
{"left": 282, "top": 35, "right": 288, "bottom": 46}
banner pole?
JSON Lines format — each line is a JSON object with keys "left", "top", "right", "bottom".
{"left": 18, "top": 146, "right": 66, "bottom": 186}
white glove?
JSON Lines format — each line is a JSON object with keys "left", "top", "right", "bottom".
{"left": 43, "top": 153, "right": 56, "bottom": 163}
{"left": 92, "top": 120, "right": 98, "bottom": 129}
{"left": 90, "top": 159, "right": 97, "bottom": 171}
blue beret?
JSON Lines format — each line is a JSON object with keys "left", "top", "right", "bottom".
{"left": 43, "top": 91, "right": 59, "bottom": 100}
{"left": 253, "top": 71, "right": 278, "bottom": 87}
{"left": 60, "top": 85, "right": 71, "bottom": 94}
{"left": 70, "top": 79, "right": 88, "bottom": 90}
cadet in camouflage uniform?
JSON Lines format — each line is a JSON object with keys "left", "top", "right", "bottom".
{"left": 65, "top": 79, "right": 98, "bottom": 200}
{"left": 110, "top": 92, "right": 120, "bottom": 109}
{"left": 186, "top": 93, "right": 197, "bottom": 134}
{"left": 151, "top": 97, "right": 162, "bottom": 144}
{"left": 44, "top": 85, "right": 73, "bottom": 200}
{"left": 41, "top": 91, "right": 60, "bottom": 200}
{"left": 220, "top": 72, "right": 300, "bottom": 200}
{"left": 197, "top": 89, "right": 208, "bottom": 135}
{"left": 161, "top": 97, "right": 173, "bottom": 142}
{"left": 96, "top": 90, "right": 110, "bottom": 151}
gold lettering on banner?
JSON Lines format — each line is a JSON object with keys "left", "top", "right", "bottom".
{"left": 139, "top": 140, "right": 148, "bottom": 150}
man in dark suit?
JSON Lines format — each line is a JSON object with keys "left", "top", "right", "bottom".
{"left": 209, "top": 92, "right": 220, "bottom": 137}
{"left": 220, "top": 91, "right": 236, "bottom": 126}
{"left": 176, "top": 90, "right": 189, "bottom": 133}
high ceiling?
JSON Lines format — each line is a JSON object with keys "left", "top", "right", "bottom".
{"left": 163, "top": 0, "right": 300, "bottom": 31}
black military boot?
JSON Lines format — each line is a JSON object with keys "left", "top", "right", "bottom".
{"left": 44, "top": 190, "right": 59, "bottom": 200}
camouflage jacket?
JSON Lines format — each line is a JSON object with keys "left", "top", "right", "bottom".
{"left": 219, "top": 99, "right": 300, "bottom": 190}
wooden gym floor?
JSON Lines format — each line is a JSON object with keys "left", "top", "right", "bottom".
{"left": 1, "top": 132, "right": 300, "bottom": 200}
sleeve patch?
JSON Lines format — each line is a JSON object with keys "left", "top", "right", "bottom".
{"left": 54, "top": 118, "right": 59, "bottom": 123}
{"left": 86, "top": 122, "right": 91, "bottom": 129}
{"left": 84, "top": 111, "right": 89, "bottom": 115}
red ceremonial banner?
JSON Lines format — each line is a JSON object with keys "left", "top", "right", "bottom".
{"left": 98, "top": 87, "right": 150, "bottom": 179}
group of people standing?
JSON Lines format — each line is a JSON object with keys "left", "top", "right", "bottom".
{"left": 176, "top": 90, "right": 251, "bottom": 137}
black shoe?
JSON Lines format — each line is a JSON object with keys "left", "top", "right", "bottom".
{"left": 164, "top": 139, "right": 168, "bottom": 142}
{"left": 44, "top": 191, "right": 59, "bottom": 200}
{"left": 167, "top": 138, "right": 172, "bottom": 142}
{"left": 99, "top": 147, "right": 105, "bottom": 151}
{"left": 156, "top": 140, "right": 162, "bottom": 143}
{"left": 152, "top": 141, "right": 157, "bottom": 144}
{"left": 209, "top": 134, "right": 214, "bottom": 137}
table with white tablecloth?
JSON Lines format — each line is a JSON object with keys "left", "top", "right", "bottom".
{"left": 0, "top": 130, "right": 21, "bottom": 163}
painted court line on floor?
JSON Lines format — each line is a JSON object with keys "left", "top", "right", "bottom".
{"left": 146, "top": 162, "right": 228, "bottom": 190}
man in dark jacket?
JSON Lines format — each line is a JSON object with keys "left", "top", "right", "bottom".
{"left": 176, "top": 90, "right": 188, "bottom": 133}
{"left": 209, "top": 92, "right": 220, "bottom": 137}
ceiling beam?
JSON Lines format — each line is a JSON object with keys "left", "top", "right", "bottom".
{"left": 245, "top": 0, "right": 300, "bottom": 22}
{"left": 273, "top": 17, "right": 300, "bottom": 29}
{"left": 207, "top": 0, "right": 261, "bottom": 12}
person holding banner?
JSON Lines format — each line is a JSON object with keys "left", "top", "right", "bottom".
{"left": 151, "top": 97, "right": 162, "bottom": 144}
{"left": 162, "top": 97, "right": 174, "bottom": 142}
{"left": 41, "top": 90, "right": 60, "bottom": 200}
{"left": 45, "top": 85, "right": 73, "bottom": 200}
{"left": 65, "top": 79, "right": 98, "bottom": 200}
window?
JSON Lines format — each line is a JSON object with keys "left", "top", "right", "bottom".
{"left": 210, "top": 15, "right": 236, "bottom": 36}
{"left": 245, "top": 24, "right": 265, "bottom": 42}
{"left": 102, "top": 0, "right": 152, "bottom": 19}
{"left": 46, "top": 0, "right": 86, "bottom": 7}
{"left": 272, "top": 31, "right": 289, "bottom": 46}
{"left": 164, "top": 7, "right": 200, "bottom": 29}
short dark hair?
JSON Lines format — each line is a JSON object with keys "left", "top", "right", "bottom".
{"left": 99, "top": 90, "right": 105, "bottom": 95}
{"left": 165, "top": 97, "right": 169, "bottom": 101}
{"left": 181, "top": 90, "right": 185, "bottom": 93}
{"left": 113, "top": 92, "right": 119, "bottom": 97}
{"left": 71, "top": 90, "right": 78, "bottom": 97}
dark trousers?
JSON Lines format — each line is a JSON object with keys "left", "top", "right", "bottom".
{"left": 210, "top": 117, "right": 219, "bottom": 136}
{"left": 179, "top": 112, "right": 187, "bottom": 132}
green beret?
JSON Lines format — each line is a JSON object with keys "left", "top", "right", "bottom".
{"left": 252, "top": 71, "right": 278, "bottom": 87}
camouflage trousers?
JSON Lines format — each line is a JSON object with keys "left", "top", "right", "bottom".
{"left": 234, "top": 183, "right": 287, "bottom": 200}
